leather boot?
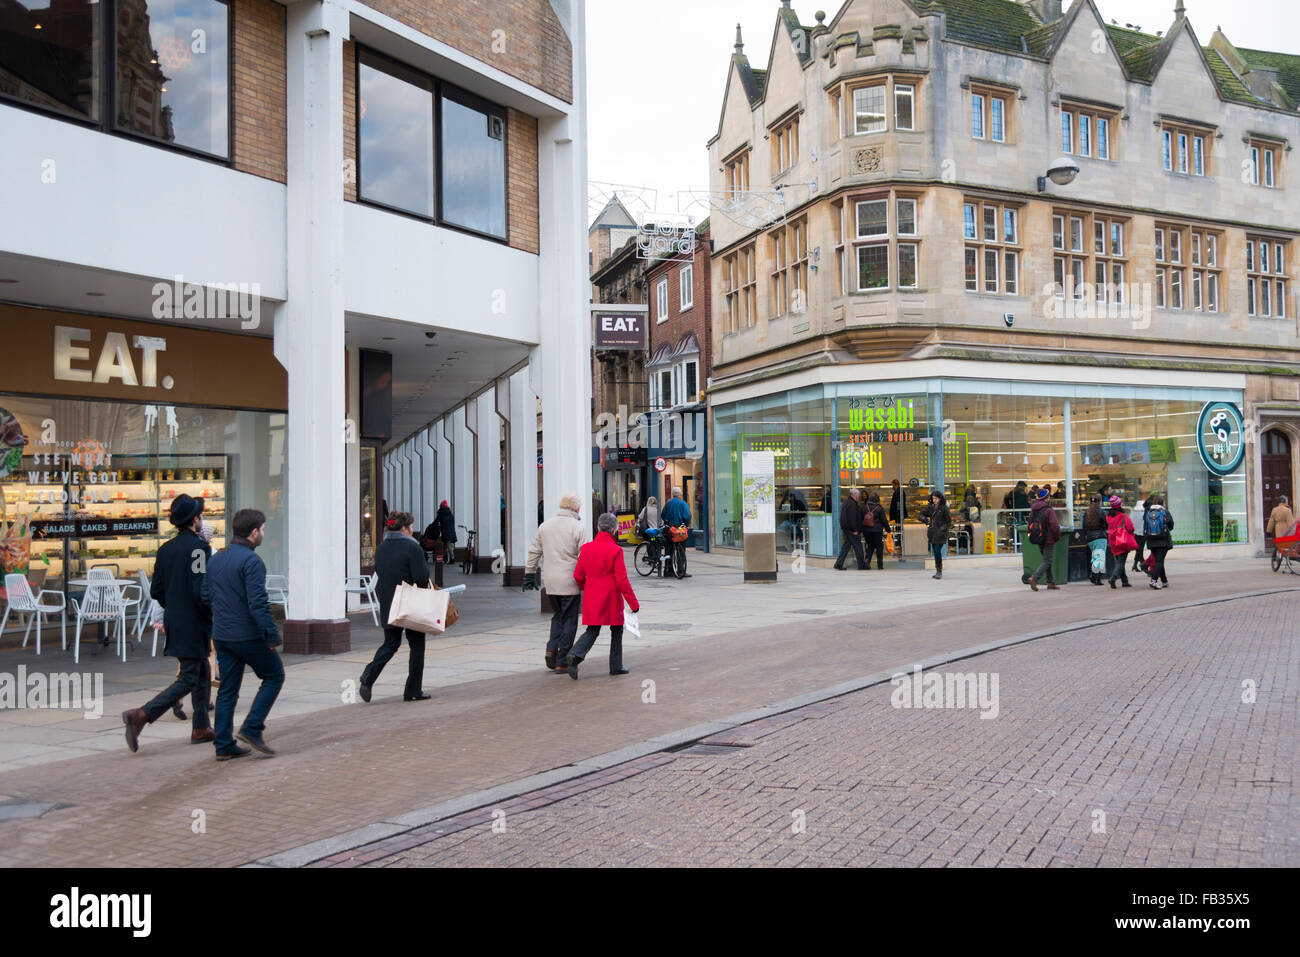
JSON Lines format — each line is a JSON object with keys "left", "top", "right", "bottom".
{"left": 191, "top": 727, "right": 216, "bottom": 744}
{"left": 121, "top": 708, "right": 149, "bottom": 752}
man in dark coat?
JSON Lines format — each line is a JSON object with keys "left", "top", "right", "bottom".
{"left": 360, "top": 510, "right": 433, "bottom": 702}
{"left": 834, "top": 488, "right": 867, "bottom": 570}
{"left": 121, "top": 494, "right": 214, "bottom": 752}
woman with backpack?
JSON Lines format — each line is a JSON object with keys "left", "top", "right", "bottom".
{"left": 1105, "top": 495, "right": 1135, "bottom": 588}
{"left": 919, "top": 491, "right": 951, "bottom": 580}
{"left": 1083, "top": 494, "right": 1108, "bottom": 585}
{"left": 1143, "top": 494, "right": 1175, "bottom": 589}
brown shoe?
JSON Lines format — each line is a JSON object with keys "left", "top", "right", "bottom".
{"left": 1047, "top": 583, "right": 1060, "bottom": 590}
{"left": 121, "top": 708, "right": 148, "bottom": 752}
{"left": 191, "top": 727, "right": 216, "bottom": 744}
{"left": 1028, "top": 577, "right": 1039, "bottom": 592}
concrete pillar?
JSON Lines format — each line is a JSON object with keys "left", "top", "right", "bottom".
{"left": 418, "top": 426, "right": 436, "bottom": 529}
{"left": 437, "top": 418, "right": 453, "bottom": 512}
{"left": 278, "top": 0, "right": 349, "bottom": 654}
{"left": 502, "top": 368, "right": 538, "bottom": 584}
{"left": 345, "top": 345, "right": 360, "bottom": 609}
{"left": 452, "top": 406, "right": 474, "bottom": 552}
{"left": 475, "top": 390, "right": 503, "bottom": 571}
{"left": 536, "top": 4, "right": 591, "bottom": 519}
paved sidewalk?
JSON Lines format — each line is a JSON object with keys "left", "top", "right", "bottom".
{"left": 345, "top": 591, "right": 1299, "bottom": 868}
{"left": 0, "top": 554, "right": 1293, "bottom": 866}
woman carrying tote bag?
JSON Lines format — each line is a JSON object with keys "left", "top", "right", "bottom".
{"left": 359, "top": 511, "right": 433, "bottom": 703}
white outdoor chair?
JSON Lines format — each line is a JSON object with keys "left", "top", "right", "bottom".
{"left": 71, "top": 580, "right": 133, "bottom": 664}
{"left": 344, "top": 572, "right": 380, "bottom": 627}
{"left": 133, "top": 568, "right": 154, "bottom": 640}
{"left": 1, "top": 573, "right": 67, "bottom": 655}
{"left": 266, "top": 575, "right": 289, "bottom": 614}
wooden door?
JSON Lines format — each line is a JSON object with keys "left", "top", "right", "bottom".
{"left": 1261, "top": 430, "right": 1293, "bottom": 541}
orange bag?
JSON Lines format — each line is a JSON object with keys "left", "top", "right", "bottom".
{"left": 885, "top": 532, "right": 896, "bottom": 555}
{"left": 669, "top": 525, "right": 689, "bottom": 543}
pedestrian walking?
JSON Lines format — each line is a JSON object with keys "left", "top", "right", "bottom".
{"left": 1084, "top": 494, "right": 1108, "bottom": 585}
{"left": 919, "top": 491, "right": 951, "bottom": 580}
{"left": 888, "top": 478, "right": 908, "bottom": 526}
{"left": 1025, "top": 487, "right": 1062, "bottom": 591}
{"left": 203, "top": 509, "right": 283, "bottom": 761}
{"left": 661, "top": 487, "right": 692, "bottom": 578}
{"left": 359, "top": 511, "right": 432, "bottom": 703}
{"left": 1266, "top": 494, "right": 1295, "bottom": 541}
{"left": 1130, "top": 493, "right": 1149, "bottom": 573}
{"left": 834, "top": 488, "right": 867, "bottom": 570}
{"left": 432, "top": 500, "right": 457, "bottom": 557}
{"left": 565, "top": 512, "right": 637, "bottom": 680}
{"left": 637, "top": 496, "right": 662, "bottom": 572}
{"left": 1105, "top": 495, "right": 1135, "bottom": 588}
{"left": 1143, "top": 494, "right": 1175, "bottom": 589}
{"left": 861, "top": 491, "right": 890, "bottom": 569}
{"left": 120, "top": 494, "right": 215, "bottom": 752}
{"left": 524, "top": 493, "right": 587, "bottom": 672}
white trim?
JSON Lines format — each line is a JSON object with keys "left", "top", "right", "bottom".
{"left": 709, "top": 358, "right": 1247, "bottom": 404}
{"left": 679, "top": 263, "right": 694, "bottom": 310}
{"left": 656, "top": 278, "right": 668, "bottom": 323}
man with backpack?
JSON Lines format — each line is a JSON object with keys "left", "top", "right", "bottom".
{"left": 861, "top": 491, "right": 890, "bottom": 569}
{"left": 1025, "top": 487, "right": 1062, "bottom": 591}
{"left": 1143, "top": 494, "right": 1175, "bottom": 589}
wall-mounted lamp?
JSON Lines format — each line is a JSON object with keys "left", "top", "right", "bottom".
{"left": 1037, "top": 156, "right": 1079, "bottom": 192}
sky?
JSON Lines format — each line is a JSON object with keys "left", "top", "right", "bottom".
{"left": 585, "top": 0, "right": 1297, "bottom": 226}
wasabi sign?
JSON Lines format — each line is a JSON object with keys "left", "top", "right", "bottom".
{"left": 846, "top": 397, "right": 917, "bottom": 441}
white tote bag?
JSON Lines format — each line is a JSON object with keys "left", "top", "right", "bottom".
{"left": 388, "top": 582, "right": 450, "bottom": 635}
{"left": 622, "top": 603, "right": 640, "bottom": 639}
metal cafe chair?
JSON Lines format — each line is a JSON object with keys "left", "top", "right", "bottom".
{"left": 344, "top": 572, "right": 380, "bottom": 627}
{"left": 266, "top": 575, "right": 289, "bottom": 615}
{"left": 1, "top": 573, "right": 67, "bottom": 656}
{"left": 71, "top": 580, "right": 133, "bottom": 664}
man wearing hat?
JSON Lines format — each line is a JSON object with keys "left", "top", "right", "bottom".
{"left": 121, "top": 494, "right": 215, "bottom": 752}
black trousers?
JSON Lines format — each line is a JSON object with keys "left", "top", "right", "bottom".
{"left": 835, "top": 532, "right": 866, "bottom": 569}
{"left": 931, "top": 542, "right": 945, "bottom": 574}
{"left": 142, "top": 656, "right": 211, "bottom": 730}
{"left": 362, "top": 626, "right": 426, "bottom": 698}
{"left": 547, "top": 593, "right": 581, "bottom": 661}
{"left": 570, "top": 625, "right": 623, "bottom": 672}
{"left": 863, "top": 530, "right": 885, "bottom": 568}
{"left": 1148, "top": 545, "right": 1170, "bottom": 584}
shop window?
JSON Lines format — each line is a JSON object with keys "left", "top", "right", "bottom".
{"left": 1247, "top": 235, "right": 1289, "bottom": 318}
{"left": 965, "top": 198, "right": 1019, "bottom": 295}
{"left": 679, "top": 264, "right": 693, "bottom": 310}
{"left": 1157, "top": 223, "right": 1222, "bottom": 313}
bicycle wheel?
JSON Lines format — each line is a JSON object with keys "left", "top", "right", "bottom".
{"left": 673, "top": 543, "right": 687, "bottom": 579}
{"left": 633, "top": 543, "right": 655, "bottom": 577}
{"left": 1273, "top": 549, "right": 1283, "bottom": 572}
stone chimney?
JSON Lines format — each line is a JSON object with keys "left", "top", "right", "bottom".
{"left": 1025, "top": 0, "right": 1063, "bottom": 22}
{"left": 1246, "top": 67, "right": 1281, "bottom": 105}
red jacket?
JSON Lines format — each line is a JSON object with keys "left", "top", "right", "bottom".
{"left": 574, "top": 531, "right": 639, "bottom": 626}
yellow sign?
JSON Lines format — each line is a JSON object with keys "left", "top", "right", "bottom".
{"left": 984, "top": 530, "right": 995, "bottom": 554}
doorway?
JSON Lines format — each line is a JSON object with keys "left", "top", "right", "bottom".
{"left": 1262, "top": 429, "right": 1293, "bottom": 542}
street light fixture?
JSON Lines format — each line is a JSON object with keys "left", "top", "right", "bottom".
{"left": 1037, "top": 156, "right": 1080, "bottom": 192}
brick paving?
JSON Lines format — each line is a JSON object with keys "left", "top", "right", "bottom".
{"left": 0, "top": 561, "right": 1293, "bottom": 867}
{"left": 357, "top": 592, "right": 1300, "bottom": 867}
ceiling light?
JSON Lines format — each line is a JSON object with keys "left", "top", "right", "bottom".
{"left": 85, "top": 291, "right": 105, "bottom": 297}
{"left": 381, "top": 336, "right": 396, "bottom": 341}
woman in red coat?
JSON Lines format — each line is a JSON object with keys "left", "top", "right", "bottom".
{"left": 566, "top": 512, "right": 639, "bottom": 680}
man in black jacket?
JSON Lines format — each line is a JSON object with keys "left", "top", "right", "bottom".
{"left": 121, "top": 494, "right": 214, "bottom": 752}
{"left": 834, "top": 488, "right": 867, "bottom": 570}
{"left": 360, "top": 510, "right": 433, "bottom": 702}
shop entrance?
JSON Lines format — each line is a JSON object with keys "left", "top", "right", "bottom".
{"left": 837, "top": 438, "right": 931, "bottom": 561}
{"left": 1262, "top": 429, "right": 1293, "bottom": 542}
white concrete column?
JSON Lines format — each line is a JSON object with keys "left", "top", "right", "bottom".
{"left": 476, "top": 390, "right": 503, "bottom": 566}
{"left": 452, "top": 406, "right": 475, "bottom": 543}
{"left": 418, "top": 426, "right": 436, "bottom": 528}
{"left": 345, "top": 346, "right": 360, "bottom": 608}
{"left": 536, "top": 4, "right": 591, "bottom": 519}
{"left": 437, "top": 418, "right": 453, "bottom": 511}
{"left": 506, "top": 366, "right": 539, "bottom": 576}
{"left": 277, "top": 0, "right": 349, "bottom": 652}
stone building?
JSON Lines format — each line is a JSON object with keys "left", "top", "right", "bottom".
{"left": 706, "top": 0, "right": 1300, "bottom": 563}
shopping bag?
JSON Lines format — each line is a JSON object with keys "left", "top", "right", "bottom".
{"left": 388, "top": 582, "right": 450, "bottom": 634}
{"left": 1089, "top": 540, "right": 1107, "bottom": 574}
{"left": 885, "top": 533, "right": 895, "bottom": 555}
{"left": 623, "top": 604, "right": 640, "bottom": 639}
{"left": 1111, "top": 524, "right": 1137, "bottom": 555}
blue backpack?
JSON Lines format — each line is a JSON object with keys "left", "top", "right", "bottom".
{"left": 1144, "top": 508, "right": 1169, "bottom": 537}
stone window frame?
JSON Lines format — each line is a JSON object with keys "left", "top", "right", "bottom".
{"left": 722, "top": 243, "right": 758, "bottom": 334}
{"left": 969, "top": 82, "right": 1015, "bottom": 144}
{"left": 1248, "top": 137, "right": 1282, "bottom": 189}
{"left": 1154, "top": 222, "right": 1222, "bottom": 312}
{"left": 1246, "top": 234, "right": 1290, "bottom": 319}
{"left": 1059, "top": 99, "right": 1118, "bottom": 161}
{"left": 769, "top": 113, "right": 800, "bottom": 176}
{"left": 1160, "top": 120, "right": 1211, "bottom": 177}
{"left": 852, "top": 189, "right": 922, "bottom": 293}
{"left": 768, "top": 217, "right": 808, "bottom": 317}
{"left": 723, "top": 144, "right": 751, "bottom": 196}
{"left": 832, "top": 72, "right": 925, "bottom": 139}
{"left": 964, "top": 196, "right": 1021, "bottom": 297}
{"left": 1051, "top": 207, "right": 1129, "bottom": 304}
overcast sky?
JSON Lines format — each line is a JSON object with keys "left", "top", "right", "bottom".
{"left": 586, "top": 0, "right": 1297, "bottom": 225}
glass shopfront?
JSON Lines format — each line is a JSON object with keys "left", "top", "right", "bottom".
{"left": 713, "top": 380, "right": 1248, "bottom": 558}
{"left": 0, "top": 395, "right": 286, "bottom": 588}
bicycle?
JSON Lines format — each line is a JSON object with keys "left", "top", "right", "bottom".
{"left": 633, "top": 525, "right": 686, "bottom": 579}
{"left": 459, "top": 525, "right": 476, "bottom": 574}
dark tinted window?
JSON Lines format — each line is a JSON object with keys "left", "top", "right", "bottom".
{"left": 440, "top": 88, "right": 506, "bottom": 237}
{"left": 358, "top": 51, "right": 435, "bottom": 217}
{"left": 114, "top": 0, "right": 229, "bottom": 156}
{"left": 0, "top": 0, "right": 101, "bottom": 119}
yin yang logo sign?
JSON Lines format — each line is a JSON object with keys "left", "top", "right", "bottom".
{"left": 1196, "top": 401, "right": 1245, "bottom": 476}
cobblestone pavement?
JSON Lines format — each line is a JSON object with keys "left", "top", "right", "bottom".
{"left": 0, "top": 560, "right": 1293, "bottom": 866}
{"left": 339, "top": 592, "right": 1299, "bottom": 868}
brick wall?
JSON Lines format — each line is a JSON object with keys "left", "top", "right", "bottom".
{"left": 231, "top": 0, "right": 287, "bottom": 183}
{"left": 361, "top": 0, "right": 572, "bottom": 102}
{"left": 507, "top": 109, "right": 539, "bottom": 253}
{"left": 646, "top": 226, "right": 714, "bottom": 389}
{"left": 343, "top": 40, "right": 357, "bottom": 201}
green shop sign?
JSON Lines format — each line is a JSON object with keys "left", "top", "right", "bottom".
{"left": 846, "top": 397, "right": 916, "bottom": 440}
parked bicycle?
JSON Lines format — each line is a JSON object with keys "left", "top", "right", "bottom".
{"left": 633, "top": 523, "right": 687, "bottom": 579}
{"left": 458, "top": 525, "right": 476, "bottom": 574}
